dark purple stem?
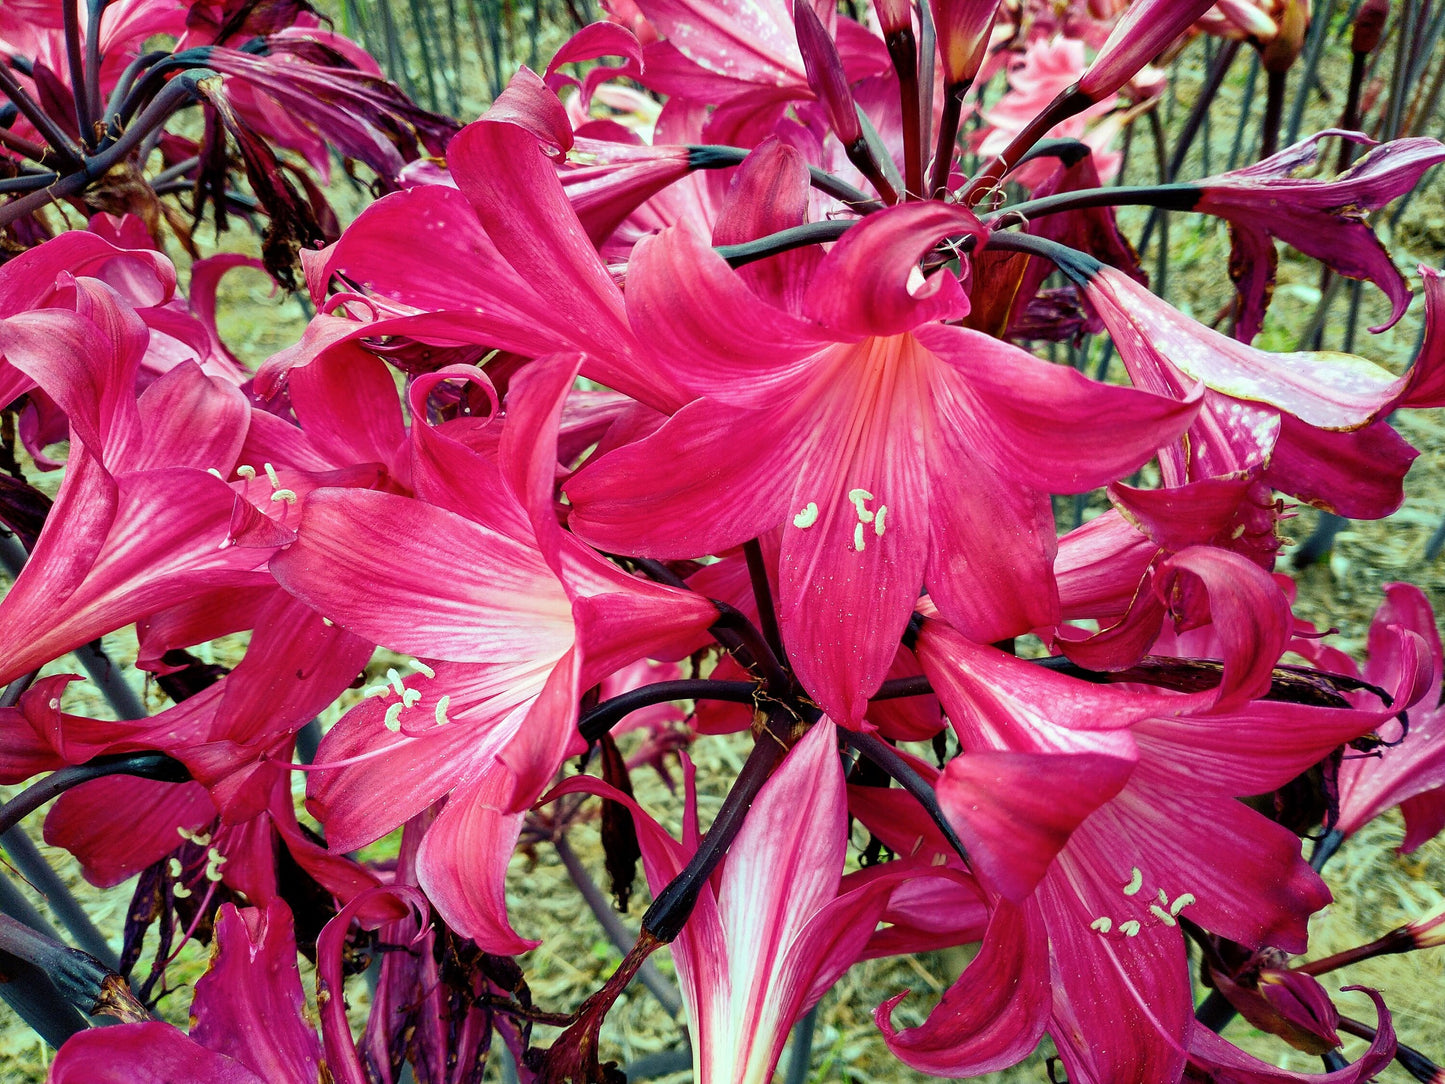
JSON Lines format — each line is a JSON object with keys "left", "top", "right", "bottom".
{"left": 578, "top": 678, "right": 757, "bottom": 743}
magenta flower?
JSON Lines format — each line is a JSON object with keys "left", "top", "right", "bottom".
{"left": 901, "top": 548, "right": 1425, "bottom": 1083}
{"left": 48, "top": 901, "right": 325, "bottom": 1084}
{"left": 1191, "top": 132, "right": 1445, "bottom": 340}
{"left": 1325, "top": 584, "right": 1445, "bottom": 852}
{"left": 270, "top": 358, "right": 717, "bottom": 948}
{"left": 565, "top": 142, "right": 1198, "bottom": 724}
{"left": 550, "top": 721, "right": 913, "bottom": 1084}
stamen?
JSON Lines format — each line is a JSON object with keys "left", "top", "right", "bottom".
{"left": 236, "top": 465, "right": 256, "bottom": 480}
{"left": 263, "top": 462, "right": 279, "bottom": 488}
{"left": 1169, "top": 893, "right": 1196, "bottom": 916}
{"left": 434, "top": 695, "right": 451, "bottom": 726}
{"left": 172, "top": 884, "right": 193, "bottom": 898}
{"left": 167, "top": 858, "right": 183, "bottom": 877}
{"left": 191, "top": 831, "right": 211, "bottom": 848}
{"left": 205, "top": 468, "right": 224, "bottom": 479}
{"left": 402, "top": 687, "right": 422, "bottom": 708}
{"left": 1119, "top": 920, "right": 1141, "bottom": 937}
{"left": 321, "top": 617, "right": 334, "bottom": 627}
{"left": 848, "top": 489, "right": 874, "bottom": 523}
{"left": 361, "top": 684, "right": 392, "bottom": 699}
{"left": 1123, "top": 867, "right": 1144, "bottom": 896}
{"left": 1089, "top": 916, "right": 1112, "bottom": 933}
{"left": 853, "top": 522, "right": 866, "bottom": 552}
{"left": 410, "top": 659, "right": 436, "bottom": 678}
{"left": 384, "top": 702, "right": 404, "bottom": 732}
{"left": 1157, "top": 889, "right": 1169, "bottom": 905}
{"left": 176, "top": 827, "right": 194, "bottom": 842}
{"left": 1149, "top": 904, "right": 1177, "bottom": 927}
{"left": 280, "top": 739, "right": 417, "bottom": 773}
{"left": 874, "top": 506, "right": 887, "bottom": 536}
{"left": 270, "top": 489, "right": 298, "bottom": 503}
{"left": 385, "top": 668, "right": 406, "bottom": 696}
{"left": 793, "top": 502, "right": 820, "bottom": 529}
{"left": 205, "top": 864, "right": 225, "bottom": 883}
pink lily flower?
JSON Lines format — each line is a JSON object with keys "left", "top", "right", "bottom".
{"left": 1191, "top": 131, "right": 1445, "bottom": 339}
{"left": 1305, "top": 584, "right": 1445, "bottom": 853}
{"left": 1185, "top": 988, "right": 1397, "bottom": 1083}
{"left": 0, "top": 275, "right": 273, "bottom": 688}
{"left": 906, "top": 548, "right": 1428, "bottom": 1083}
{"left": 48, "top": 901, "right": 326, "bottom": 1084}
{"left": 269, "top": 358, "right": 717, "bottom": 948}
{"left": 565, "top": 141, "right": 1199, "bottom": 724}
{"left": 549, "top": 720, "right": 916, "bottom": 1084}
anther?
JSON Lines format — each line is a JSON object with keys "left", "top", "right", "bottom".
{"left": 1149, "top": 904, "right": 1177, "bottom": 927}
{"left": 402, "top": 687, "right": 421, "bottom": 708}
{"left": 384, "top": 702, "right": 404, "bottom": 732}
{"left": 874, "top": 506, "right": 887, "bottom": 536}
{"left": 173, "top": 884, "right": 193, "bottom": 898}
{"left": 205, "top": 864, "right": 225, "bottom": 883}
{"left": 206, "top": 468, "right": 224, "bottom": 479}
{"left": 1123, "top": 867, "right": 1144, "bottom": 896}
{"left": 1169, "top": 893, "right": 1195, "bottom": 916}
{"left": 1119, "top": 920, "right": 1141, "bottom": 937}
{"left": 385, "top": 668, "right": 406, "bottom": 696}
{"left": 793, "top": 502, "right": 820, "bottom": 529}
{"left": 321, "top": 617, "right": 334, "bottom": 627}
{"left": 410, "top": 660, "right": 436, "bottom": 678}
{"left": 176, "top": 827, "right": 194, "bottom": 842}
{"left": 270, "top": 489, "right": 298, "bottom": 503}
{"left": 853, "top": 522, "right": 866, "bottom": 552}
{"left": 435, "top": 695, "right": 451, "bottom": 726}
{"left": 362, "top": 684, "right": 392, "bottom": 699}
{"left": 263, "top": 462, "right": 279, "bottom": 488}
{"left": 167, "top": 858, "right": 183, "bottom": 877}
{"left": 1090, "top": 917, "right": 1112, "bottom": 933}
{"left": 847, "top": 488, "right": 875, "bottom": 503}
{"left": 191, "top": 831, "right": 211, "bottom": 847}
{"left": 236, "top": 465, "right": 256, "bottom": 480}
{"left": 1157, "top": 889, "right": 1169, "bottom": 905}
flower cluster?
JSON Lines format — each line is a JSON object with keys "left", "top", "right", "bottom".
{"left": 2, "top": 1, "right": 1444, "bottom": 1083}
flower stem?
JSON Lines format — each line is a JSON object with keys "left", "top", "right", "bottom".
{"left": 578, "top": 679, "right": 758, "bottom": 743}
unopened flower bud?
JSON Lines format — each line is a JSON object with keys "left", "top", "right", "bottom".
{"left": 1352, "top": 0, "right": 1389, "bottom": 54}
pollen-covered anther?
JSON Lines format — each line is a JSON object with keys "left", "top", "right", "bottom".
{"left": 176, "top": 827, "right": 195, "bottom": 842}
{"left": 853, "top": 522, "right": 866, "bottom": 552}
{"left": 434, "top": 695, "right": 451, "bottom": 726}
{"left": 1123, "top": 867, "right": 1144, "bottom": 896}
{"left": 362, "top": 683, "right": 392, "bottom": 699}
{"left": 1169, "top": 892, "right": 1196, "bottom": 916}
{"left": 410, "top": 659, "right": 436, "bottom": 679}
{"left": 206, "top": 468, "right": 224, "bottom": 479}
{"left": 793, "top": 502, "right": 820, "bottom": 529}
{"left": 1119, "top": 920, "right": 1142, "bottom": 937}
{"left": 263, "top": 462, "right": 280, "bottom": 488}
{"left": 167, "top": 857, "right": 183, "bottom": 877}
{"left": 874, "top": 505, "right": 888, "bottom": 536}
{"left": 270, "top": 489, "right": 298, "bottom": 504}
{"left": 236, "top": 465, "right": 256, "bottom": 480}
{"left": 385, "top": 668, "right": 406, "bottom": 696}
{"left": 172, "top": 884, "right": 193, "bottom": 899}
{"left": 383, "top": 702, "right": 404, "bottom": 732}
{"left": 1148, "top": 904, "right": 1178, "bottom": 927}
{"left": 1090, "top": 916, "right": 1113, "bottom": 933}
{"left": 848, "top": 488, "right": 876, "bottom": 523}
{"left": 402, "top": 687, "right": 422, "bottom": 708}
